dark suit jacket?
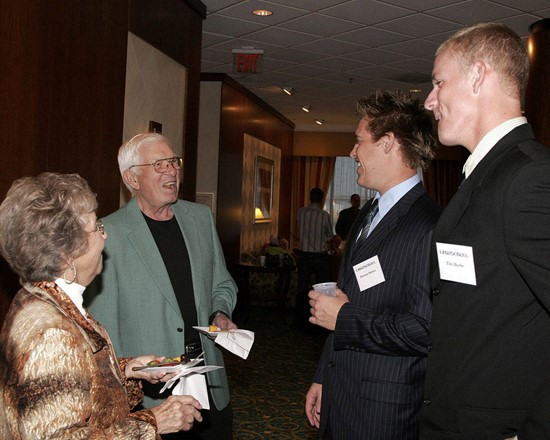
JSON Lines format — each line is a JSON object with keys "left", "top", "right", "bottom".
{"left": 314, "top": 182, "right": 440, "bottom": 440}
{"left": 420, "top": 125, "right": 550, "bottom": 439}
{"left": 335, "top": 206, "right": 360, "bottom": 240}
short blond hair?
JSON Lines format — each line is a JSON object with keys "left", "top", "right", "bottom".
{"left": 438, "top": 22, "right": 529, "bottom": 100}
{"left": 0, "top": 173, "right": 97, "bottom": 282}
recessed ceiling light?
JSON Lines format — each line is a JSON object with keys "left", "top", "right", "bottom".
{"left": 252, "top": 9, "right": 273, "bottom": 16}
{"left": 282, "top": 86, "right": 295, "bottom": 96}
{"left": 315, "top": 119, "right": 324, "bottom": 125}
{"left": 301, "top": 105, "right": 311, "bottom": 112}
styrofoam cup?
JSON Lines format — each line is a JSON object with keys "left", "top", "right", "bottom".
{"left": 313, "top": 282, "right": 337, "bottom": 296}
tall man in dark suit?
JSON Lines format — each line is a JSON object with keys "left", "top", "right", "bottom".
{"left": 420, "top": 23, "right": 550, "bottom": 440}
{"left": 306, "top": 90, "right": 441, "bottom": 439}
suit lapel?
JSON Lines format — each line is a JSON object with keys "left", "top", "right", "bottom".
{"left": 435, "top": 124, "right": 536, "bottom": 240}
{"left": 123, "top": 199, "right": 181, "bottom": 314}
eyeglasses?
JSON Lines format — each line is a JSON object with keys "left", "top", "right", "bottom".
{"left": 94, "top": 219, "right": 105, "bottom": 235}
{"left": 129, "top": 157, "right": 183, "bottom": 174}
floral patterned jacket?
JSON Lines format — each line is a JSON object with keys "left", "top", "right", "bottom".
{"left": 0, "top": 281, "right": 159, "bottom": 439}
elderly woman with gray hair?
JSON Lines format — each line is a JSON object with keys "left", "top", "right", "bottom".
{"left": 0, "top": 172, "right": 202, "bottom": 439}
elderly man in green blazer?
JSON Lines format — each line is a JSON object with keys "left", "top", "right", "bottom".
{"left": 87, "top": 133, "right": 237, "bottom": 440}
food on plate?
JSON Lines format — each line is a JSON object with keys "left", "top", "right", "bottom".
{"left": 209, "top": 325, "right": 221, "bottom": 332}
{"left": 146, "top": 355, "right": 190, "bottom": 367}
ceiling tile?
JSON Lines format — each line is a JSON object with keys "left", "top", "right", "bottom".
{"left": 491, "top": 0, "right": 550, "bottom": 13}
{"left": 206, "top": 37, "right": 283, "bottom": 54}
{"left": 428, "top": 1, "right": 521, "bottom": 25}
{"left": 386, "top": 57, "right": 434, "bottom": 73}
{"left": 202, "top": 0, "right": 243, "bottom": 14}
{"left": 202, "top": 32, "right": 231, "bottom": 47}
{"left": 310, "top": 57, "right": 372, "bottom": 71}
{"left": 203, "top": 14, "right": 266, "bottom": 37}
{"left": 380, "top": 38, "right": 440, "bottom": 58}
{"left": 335, "top": 27, "right": 410, "bottom": 47}
{"left": 265, "top": 47, "right": 327, "bottom": 63}
{"left": 294, "top": 38, "right": 367, "bottom": 56}
{"left": 376, "top": 13, "right": 462, "bottom": 37}
{"left": 264, "top": 0, "right": 349, "bottom": 12}
{"left": 202, "top": 47, "right": 234, "bottom": 64}
{"left": 344, "top": 64, "right": 407, "bottom": 80}
{"left": 220, "top": 0, "right": 310, "bottom": 24}
{"left": 277, "top": 13, "right": 363, "bottom": 36}
{"left": 377, "top": 0, "right": 458, "bottom": 11}
{"left": 323, "top": 0, "right": 414, "bottom": 25}
{"left": 278, "top": 64, "right": 338, "bottom": 78}
{"left": 343, "top": 48, "right": 412, "bottom": 64}
{"left": 245, "top": 27, "right": 320, "bottom": 46}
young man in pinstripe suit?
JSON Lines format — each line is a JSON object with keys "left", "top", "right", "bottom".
{"left": 305, "top": 90, "right": 440, "bottom": 439}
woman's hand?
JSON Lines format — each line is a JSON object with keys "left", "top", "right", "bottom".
{"left": 125, "top": 355, "right": 178, "bottom": 383}
{"left": 151, "top": 395, "right": 203, "bottom": 433}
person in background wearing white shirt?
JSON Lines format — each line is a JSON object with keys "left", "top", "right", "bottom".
{"left": 296, "top": 187, "right": 333, "bottom": 329}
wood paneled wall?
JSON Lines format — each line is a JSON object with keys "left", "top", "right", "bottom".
{"left": 525, "top": 18, "right": 550, "bottom": 148}
{"left": 0, "top": 0, "right": 205, "bottom": 326}
{"left": 202, "top": 74, "right": 295, "bottom": 267}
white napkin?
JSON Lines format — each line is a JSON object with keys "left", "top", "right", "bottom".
{"left": 159, "top": 360, "right": 223, "bottom": 410}
{"left": 173, "top": 374, "right": 209, "bottom": 408}
{"left": 194, "top": 327, "right": 255, "bottom": 359}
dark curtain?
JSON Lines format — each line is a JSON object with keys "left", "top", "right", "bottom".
{"left": 424, "top": 159, "right": 465, "bottom": 209}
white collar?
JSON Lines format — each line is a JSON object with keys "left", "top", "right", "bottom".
{"left": 55, "top": 278, "right": 87, "bottom": 318}
{"left": 463, "top": 117, "right": 527, "bottom": 178}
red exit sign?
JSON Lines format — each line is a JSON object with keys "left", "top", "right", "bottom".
{"left": 232, "top": 49, "right": 263, "bottom": 74}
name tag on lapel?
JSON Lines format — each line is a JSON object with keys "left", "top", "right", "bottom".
{"left": 353, "top": 255, "right": 385, "bottom": 291}
{"left": 436, "top": 242, "right": 476, "bottom": 286}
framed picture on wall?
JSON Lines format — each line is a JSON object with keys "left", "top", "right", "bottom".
{"left": 253, "top": 156, "right": 274, "bottom": 223}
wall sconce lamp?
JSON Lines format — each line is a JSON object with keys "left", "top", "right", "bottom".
{"left": 282, "top": 86, "right": 295, "bottom": 96}
{"left": 315, "top": 119, "right": 324, "bottom": 125}
{"left": 254, "top": 207, "right": 265, "bottom": 219}
{"left": 301, "top": 105, "right": 311, "bottom": 112}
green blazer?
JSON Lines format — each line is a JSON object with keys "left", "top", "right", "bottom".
{"left": 86, "top": 198, "right": 237, "bottom": 410}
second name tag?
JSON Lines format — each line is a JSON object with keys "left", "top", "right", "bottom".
{"left": 436, "top": 242, "right": 476, "bottom": 286}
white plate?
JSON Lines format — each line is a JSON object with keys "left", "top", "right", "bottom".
{"left": 139, "top": 364, "right": 187, "bottom": 373}
{"left": 193, "top": 326, "right": 222, "bottom": 337}
{"left": 134, "top": 357, "right": 204, "bottom": 373}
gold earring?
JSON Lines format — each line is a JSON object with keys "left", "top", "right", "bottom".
{"left": 63, "top": 261, "right": 77, "bottom": 284}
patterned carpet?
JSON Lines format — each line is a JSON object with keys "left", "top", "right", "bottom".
{"left": 225, "top": 306, "right": 329, "bottom": 439}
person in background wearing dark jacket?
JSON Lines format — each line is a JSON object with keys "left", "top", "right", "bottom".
{"left": 335, "top": 193, "right": 361, "bottom": 241}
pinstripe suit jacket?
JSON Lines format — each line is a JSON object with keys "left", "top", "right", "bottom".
{"left": 313, "top": 182, "right": 441, "bottom": 439}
